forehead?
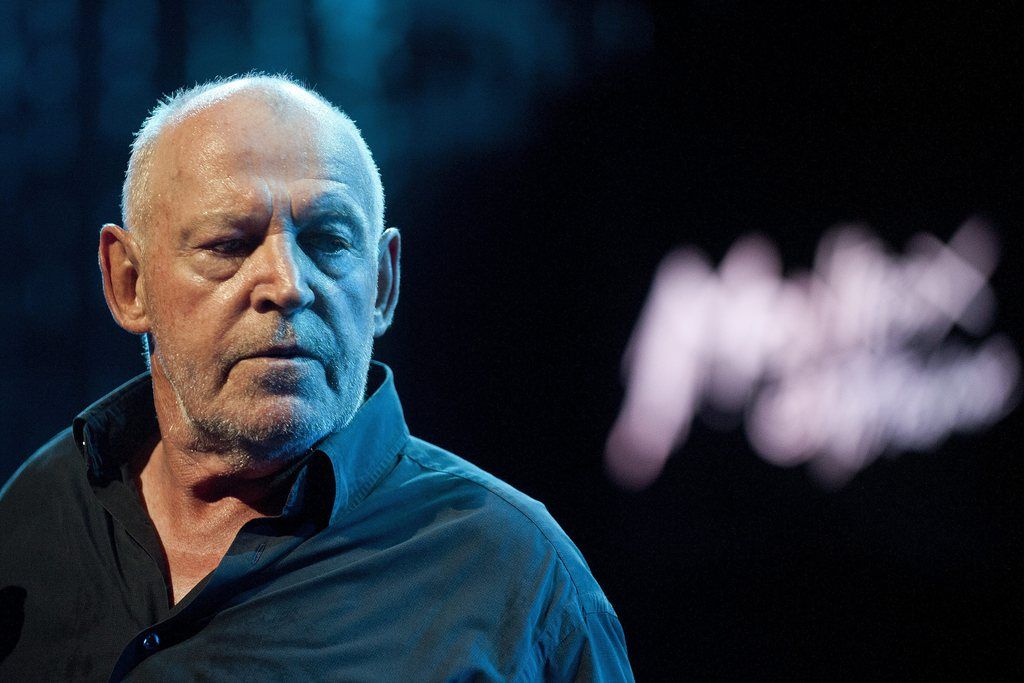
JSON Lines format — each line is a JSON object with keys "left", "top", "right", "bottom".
{"left": 148, "top": 90, "right": 374, "bottom": 225}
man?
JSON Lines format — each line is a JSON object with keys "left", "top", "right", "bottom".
{"left": 0, "top": 75, "right": 633, "bottom": 681}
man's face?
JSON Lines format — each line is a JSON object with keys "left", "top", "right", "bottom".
{"left": 139, "top": 93, "right": 381, "bottom": 461}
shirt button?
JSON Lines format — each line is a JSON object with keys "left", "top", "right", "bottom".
{"left": 141, "top": 632, "right": 161, "bottom": 651}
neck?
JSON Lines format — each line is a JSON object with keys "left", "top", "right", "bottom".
{"left": 132, "top": 437, "right": 300, "bottom": 608}
{"left": 137, "top": 439, "right": 298, "bottom": 517}
{"left": 142, "top": 367, "right": 309, "bottom": 526}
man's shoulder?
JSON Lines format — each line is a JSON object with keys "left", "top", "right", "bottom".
{"left": 392, "top": 436, "right": 614, "bottom": 617}
{"left": 0, "top": 427, "right": 82, "bottom": 503}
{"left": 0, "top": 429, "right": 87, "bottom": 551}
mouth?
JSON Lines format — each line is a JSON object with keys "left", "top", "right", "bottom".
{"left": 240, "top": 345, "right": 318, "bottom": 362}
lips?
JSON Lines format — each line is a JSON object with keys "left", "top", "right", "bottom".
{"left": 241, "top": 345, "right": 318, "bottom": 361}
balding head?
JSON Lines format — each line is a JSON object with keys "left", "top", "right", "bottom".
{"left": 121, "top": 74, "right": 385, "bottom": 252}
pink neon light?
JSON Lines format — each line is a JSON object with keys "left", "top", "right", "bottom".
{"left": 605, "top": 221, "right": 1019, "bottom": 489}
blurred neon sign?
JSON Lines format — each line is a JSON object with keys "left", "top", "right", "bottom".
{"left": 605, "top": 221, "right": 1019, "bottom": 488}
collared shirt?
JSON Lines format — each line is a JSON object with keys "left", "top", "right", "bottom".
{"left": 0, "top": 361, "right": 633, "bottom": 681}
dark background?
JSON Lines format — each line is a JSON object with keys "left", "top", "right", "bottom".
{"left": 1, "top": 1, "right": 1022, "bottom": 678}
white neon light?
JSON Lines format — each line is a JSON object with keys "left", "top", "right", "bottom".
{"left": 605, "top": 221, "right": 1019, "bottom": 489}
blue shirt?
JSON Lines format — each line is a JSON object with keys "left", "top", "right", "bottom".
{"left": 0, "top": 361, "right": 633, "bottom": 681}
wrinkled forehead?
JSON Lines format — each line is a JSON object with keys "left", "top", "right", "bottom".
{"left": 149, "top": 89, "right": 376, "bottom": 222}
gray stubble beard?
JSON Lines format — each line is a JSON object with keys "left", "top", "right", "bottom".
{"left": 154, "top": 330, "right": 374, "bottom": 470}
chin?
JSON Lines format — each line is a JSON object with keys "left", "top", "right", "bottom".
{"left": 231, "top": 395, "right": 339, "bottom": 455}
{"left": 176, "top": 392, "right": 334, "bottom": 464}
{"left": 168, "top": 353, "right": 371, "bottom": 460}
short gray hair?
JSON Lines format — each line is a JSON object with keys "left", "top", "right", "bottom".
{"left": 120, "top": 72, "right": 385, "bottom": 247}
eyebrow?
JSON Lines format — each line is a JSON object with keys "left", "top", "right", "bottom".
{"left": 176, "top": 210, "right": 253, "bottom": 245}
{"left": 295, "top": 190, "right": 371, "bottom": 237}
{"left": 175, "top": 185, "right": 372, "bottom": 245}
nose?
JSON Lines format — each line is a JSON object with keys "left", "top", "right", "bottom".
{"left": 250, "top": 232, "right": 315, "bottom": 315}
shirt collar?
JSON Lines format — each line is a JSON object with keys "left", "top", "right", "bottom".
{"left": 315, "top": 361, "right": 410, "bottom": 523}
{"left": 72, "top": 361, "right": 410, "bottom": 526}
{"left": 73, "top": 371, "right": 157, "bottom": 483}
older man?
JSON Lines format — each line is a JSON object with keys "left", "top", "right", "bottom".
{"left": 0, "top": 75, "right": 632, "bottom": 681}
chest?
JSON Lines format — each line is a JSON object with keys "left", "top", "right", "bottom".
{"left": 119, "top": 553, "right": 541, "bottom": 682}
{"left": 158, "top": 526, "right": 247, "bottom": 605}
{"left": 163, "top": 549, "right": 223, "bottom": 605}
{"left": 3, "top": 503, "right": 559, "bottom": 682}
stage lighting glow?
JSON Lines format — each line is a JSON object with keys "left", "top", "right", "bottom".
{"left": 605, "top": 221, "right": 1019, "bottom": 489}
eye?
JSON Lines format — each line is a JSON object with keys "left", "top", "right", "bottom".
{"left": 207, "top": 238, "right": 252, "bottom": 256}
{"left": 301, "top": 232, "right": 351, "bottom": 255}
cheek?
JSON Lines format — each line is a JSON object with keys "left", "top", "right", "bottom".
{"left": 335, "top": 274, "right": 377, "bottom": 324}
{"left": 147, "top": 276, "right": 236, "bottom": 356}
{"left": 316, "top": 286, "right": 374, "bottom": 357}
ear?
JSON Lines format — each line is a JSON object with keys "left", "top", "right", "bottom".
{"left": 373, "top": 227, "right": 401, "bottom": 337}
{"left": 99, "top": 224, "right": 151, "bottom": 335}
